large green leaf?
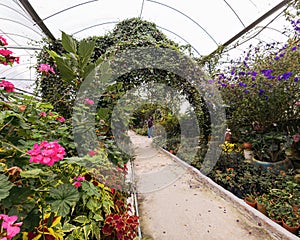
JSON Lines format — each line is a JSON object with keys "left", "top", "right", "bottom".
{"left": 81, "top": 181, "right": 101, "bottom": 197}
{"left": 1, "top": 186, "right": 33, "bottom": 206}
{"left": 82, "top": 63, "right": 96, "bottom": 79}
{"left": 48, "top": 184, "right": 80, "bottom": 217}
{"left": 78, "top": 39, "right": 95, "bottom": 67}
{"left": 0, "top": 174, "right": 13, "bottom": 201}
{"left": 21, "top": 169, "right": 52, "bottom": 178}
{"left": 55, "top": 56, "right": 76, "bottom": 82}
{"left": 62, "top": 31, "right": 77, "bottom": 54}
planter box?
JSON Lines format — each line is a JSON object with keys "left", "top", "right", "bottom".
{"left": 251, "top": 157, "right": 294, "bottom": 172}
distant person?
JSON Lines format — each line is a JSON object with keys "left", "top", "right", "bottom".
{"left": 147, "top": 116, "right": 154, "bottom": 138}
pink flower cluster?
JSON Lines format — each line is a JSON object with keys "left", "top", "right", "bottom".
{"left": 27, "top": 141, "right": 65, "bottom": 166}
{"left": 38, "top": 64, "right": 55, "bottom": 74}
{"left": 56, "top": 116, "right": 65, "bottom": 123}
{"left": 0, "top": 36, "right": 8, "bottom": 46}
{"left": 84, "top": 98, "right": 94, "bottom": 105}
{"left": 73, "top": 175, "right": 85, "bottom": 188}
{"left": 0, "top": 80, "right": 14, "bottom": 92}
{"left": 0, "top": 214, "right": 22, "bottom": 240}
{"left": 0, "top": 49, "right": 19, "bottom": 66}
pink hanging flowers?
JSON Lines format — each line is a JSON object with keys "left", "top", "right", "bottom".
{"left": 38, "top": 64, "right": 55, "bottom": 74}
{"left": 0, "top": 80, "right": 15, "bottom": 92}
{"left": 27, "top": 141, "right": 65, "bottom": 166}
{"left": 0, "top": 214, "right": 23, "bottom": 239}
{"left": 0, "top": 36, "right": 8, "bottom": 46}
{"left": 0, "top": 36, "right": 19, "bottom": 66}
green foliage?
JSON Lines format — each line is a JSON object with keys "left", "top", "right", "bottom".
{"left": 0, "top": 174, "right": 13, "bottom": 200}
{"left": 48, "top": 184, "right": 80, "bottom": 217}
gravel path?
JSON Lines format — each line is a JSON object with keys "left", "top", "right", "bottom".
{"left": 128, "top": 131, "right": 285, "bottom": 240}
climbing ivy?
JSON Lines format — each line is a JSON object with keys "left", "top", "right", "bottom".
{"left": 36, "top": 17, "right": 216, "bottom": 165}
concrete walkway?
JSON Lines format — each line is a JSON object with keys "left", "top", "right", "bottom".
{"left": 128, "top": 131, "right": 296, "bottom": 240}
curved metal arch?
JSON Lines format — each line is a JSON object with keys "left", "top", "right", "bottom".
{"left": 42, "top": 0, "right": 99, "bottom": 21}
{"left": 155, "top": 26, "right": 201, "bottom": 56}
{"left": 6, "top": 69, "right": 32, "bottom": 78}
{"left": 72, "top": 21, "right": 118, "bottom": 35}
{"left": 0, "top": 18, "right": 43, "bottom": 37}
{"left": 0, "top": 32, "right": 38, "bottom": 43}
{"left": 144, "top": 0, "right": 218, "bottom": 46}
{"left": 2, "top": 77, "right": 35, "bottom": 82}
{"left": 0, "top": 3, "right": 35, "bottom": 24}
{"left": 72, "top": 21, "right": 201, "bottom": 56}
{"left": 222, "top": 0, "right": 245, "bottom": 27}
{"left": 0, "top": 62, "right": 32, "bottom": 75}
{"left": 254, "top": 25, "right": 290, "bottom": 37}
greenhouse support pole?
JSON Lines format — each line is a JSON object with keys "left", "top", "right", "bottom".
{"left": 19, "top": 0, "right": 56, "bottom": 41}
{"left": 208, "top": 0, "right": 293, "bottom": 57}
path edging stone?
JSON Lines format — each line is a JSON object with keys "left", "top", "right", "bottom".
{"left": 159, "top": 147, "right": 299, "bottom": 240}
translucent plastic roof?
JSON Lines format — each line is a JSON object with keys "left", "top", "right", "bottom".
{"left": 0, "top": 0, "right": 294, "bottom": 91}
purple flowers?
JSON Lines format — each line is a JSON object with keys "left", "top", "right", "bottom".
{"left": 259, "top": 89, "right": 265, "bottom": 96}
{"left": 280, "top": 72, "right": 293, "bottom": 80}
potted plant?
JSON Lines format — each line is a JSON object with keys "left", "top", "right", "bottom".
{"left": 281, "top": 208, "right": 300, "bottom": 234}
{"left": 255, "top": 194, "right": 269, "bottom": 215}
{"left": 244, "top": 193, "right": 257, "bottom": 208}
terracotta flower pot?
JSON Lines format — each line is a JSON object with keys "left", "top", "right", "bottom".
{"left": 244, "top": 197, "right": 257, "bottom": 208}
{"left": 282, "top": 220, "right": 300, "bottom": 234}
{"left": 243, "top": 142, "right": 252, "bottom": 150}
{"left": 256, "top": 202, "right": 266, "bottom": 215}
{"left": 271, "top": 218, "right": 282, "bottom": 225}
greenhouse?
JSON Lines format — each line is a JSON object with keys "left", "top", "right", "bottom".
{"left": 0, "top": 0, "right": 300, "bottom": 239}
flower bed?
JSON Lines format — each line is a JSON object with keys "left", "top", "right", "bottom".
{"left": 0, "top": 36, "right": 139, "bottom": 240}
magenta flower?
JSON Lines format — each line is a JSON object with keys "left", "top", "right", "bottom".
{"left": 27, "top": 141, "right": 65, "bottom": 166}
{"left": 73, "top": 175, "right": 85, "bottom": 188}
{"left": 0, "top": 36, "right": 8, "bottom": 46}
{"left": 0, "top": 80, "right": 14, "bottom": 92}
{"left": 295, "top": 101, "right": 300, "bottom": 105}
{"left": 88, "top": 150, "right": 96, "bottom": 156}
{"left": 0, "top": 214, "right": 22, "bottom": 239}
{"left": 77, "top": 176, "right": 85, "bottom": 181}
{"left": 0, "top": 49, "right": 12, "bottom": 57}
{"left": 39, "top": 112, "right": 47, "bottom": 117}
{"left": 73, "top": 182, "right": 81, "bottom": 188}
{"left": 38, "top": 64, "right": 55, "bottom": 74}
{"left": 84, "top": 98, "right": 94, "bottom": 105}
{"left": 56, "top": 116, "right": 65, "bottom": 123}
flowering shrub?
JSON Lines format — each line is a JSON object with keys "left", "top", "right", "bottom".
{"left": 220, "top": 141, "right": 240, "bottom": 153}
{"left": 0, "top": 214, "right": 22, "bottom": 240}
{"left": 0, "top": 49, "right": 19, "bottom": 66}
{"left": 0, "top": 80, "right": 14, "bottom": 92}
{"left": 27, "top": 141, "right": 65, "bottom": 166}
{"left": 0, "top": 36, "right": 19, "bottom": 66}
